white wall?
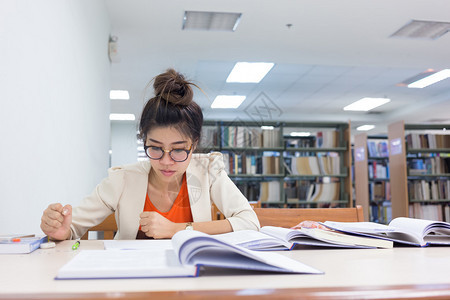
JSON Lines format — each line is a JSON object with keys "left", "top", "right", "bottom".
{"left": 110, "top": 122, "right": 139, "bottom": 167}
{"left": 0, "top": 0, "right": 111, "bottom": 234}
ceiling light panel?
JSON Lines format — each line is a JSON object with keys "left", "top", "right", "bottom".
{"left": 343, "top": 98, "right": 391, "bottom": 111}
{"left": 391, "top": 20, "right": 450, "bottom": 40}
{"left": 357, "top": 125, "right": 375, "bottom": 131}
{"left": 211, "top": 95, "right": 246, "bottom": 109}
{"left": 110, "top": 90, "right": 130, "bottom": 100}
{"left": 109, "top": 113, "right": 136, "bottom": 121}
{"left": 226, "top": 62, "right": 274, "bottom": 83}
{"left": 408, "top": 69, "right": 450, "bottom": 88}
{"left": 183, "top": 11, "right": 242, "bottom": 31}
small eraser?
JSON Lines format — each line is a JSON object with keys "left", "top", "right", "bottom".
{"left": 40, "top": 242, "right": 56, "bottom": 249}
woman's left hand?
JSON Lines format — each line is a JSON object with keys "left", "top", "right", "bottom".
{"left": 139, "top": 211, "right": 181, "bottom": 239}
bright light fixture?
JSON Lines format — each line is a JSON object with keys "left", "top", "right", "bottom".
{"left": 356, "top": 125, "right": 375, "bottom": 131}
{"left": 182, "top": 11, "right": 242, "bottom": 32}
{"left": 110, "top": 90, "right": 130, "bottom": 100}
{"left": 343, "top": 98, "right": 391, "bottom": 111}
{"left": 211, "top": 95, "right": 246, "bottom": 109}
{"left": 408, "top": 69, "right": 450, "bottom": 88}
{"left": 226, "top": 62, "right": 274, "bottom": 83}
{"left": 109, "top": 113, "right": 136, "bottom": 121}
{"left": 261, "top": 126, "right": 274, "bottom": 130}
{"left": 290, "top": 132, "right": 311, "bottom": 137}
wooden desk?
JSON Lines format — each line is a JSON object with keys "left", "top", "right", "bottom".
{"left": 0, "top": 240, "right": 449, "bottom": 299}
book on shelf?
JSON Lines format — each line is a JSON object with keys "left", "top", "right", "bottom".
{"left": 367, "top": 140, "right": 389, "bottom": 158}
{"left": 199, "top": 126, "right": 218, "bottom": 149}
{"left": 290, "top": 155, "right": 340, "bottom": 176}
{"left": 408, "top": 179, "right": 450, "bottom": 201}
{"left": 315, "top": 131, "right": 338, "bottom": 148}
{"left": 369, "top": 161, "right": 389, "bottom": 179}
{"left": 406, "top": 133, "right": 450, "bottom": 149}
{"left": 259, "top": 181, "right": 281, "bottom": 203}
{"left": 308, "top": 182, "right": 340, "bottom": 202}
{"left": 0, "top": 236, "right": 47, "bottom": 254}
{"left": 56, "top": 230, "right": 322, "bottom": 279}
{"left": 409, "top": 203, "right": 449, "bottom": 222}
{"left": 322, "top": 217, "right": 450, "bottom": 247}
{"left": 408, "top": 157, "right": 450, "bottom": 175}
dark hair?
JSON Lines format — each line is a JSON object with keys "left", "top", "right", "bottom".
{"left": 139, "top": 69, "right": 203, "bottom": 146}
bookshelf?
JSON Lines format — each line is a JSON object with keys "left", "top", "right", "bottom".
{"left": 354, "top": 133, "right": 391, "bottom": 223}
{"left": 388, "top": 121, "right": 450, "bottom": 221}
{"left": 198, "top": 120, "right": 353, "bottom": 208}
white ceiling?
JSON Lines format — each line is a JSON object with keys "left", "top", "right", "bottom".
{"left": 106, "top": 0, "right": 450, "bottom": 135}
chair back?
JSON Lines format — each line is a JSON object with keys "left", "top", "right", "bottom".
{"left": 211, "top": 201, "right": 261, "bottom": 220}
{"left": 253, "top": 206, "right": 364, "bottom": 228}
{"left": 81, "top": 214, "right": 117, "bottom": 240}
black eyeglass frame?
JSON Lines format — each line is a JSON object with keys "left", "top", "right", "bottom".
{"left": 143, "top": 144, "right": 193, "bottom": 162}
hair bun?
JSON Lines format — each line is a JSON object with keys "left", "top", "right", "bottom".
{"left": 153, "top": 69, "right": 193, "bottom": 106}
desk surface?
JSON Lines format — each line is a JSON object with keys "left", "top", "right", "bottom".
{"left": 0, "top": 240, "right": 449, "bottom": 299}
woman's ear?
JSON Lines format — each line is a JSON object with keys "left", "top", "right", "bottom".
{"left": 192, "top": 141, "right": 198, "bottom": 152}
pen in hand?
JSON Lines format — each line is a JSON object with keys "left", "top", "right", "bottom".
{"left": 72, "top": 239, "right": 80, "bottom": 250}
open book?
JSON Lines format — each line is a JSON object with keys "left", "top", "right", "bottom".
{"left": 56, "top": 230, "right": 322, "bottom": 279}
{"left": 322, "top": 217, "right": 450, "bottom": 247}
{"left": 214, "top": 226, "right": 393, "bottom": 250}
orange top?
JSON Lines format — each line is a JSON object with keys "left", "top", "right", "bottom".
{"left": 143, "top": 174, "right": 193, "bottom": 223}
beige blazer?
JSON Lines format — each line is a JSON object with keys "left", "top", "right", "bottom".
{"left": 70, "top": 152, "right": 260, "bottom": 239}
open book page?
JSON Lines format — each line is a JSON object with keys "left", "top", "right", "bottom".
{"left": 171, "top": 230, "right": 323, "bottom": 274}
{"left": 389, "top": 217, "right": 450, "bottom": 246}
{"left": 299, "top": 228, "right": 393, "bottom": 249}
{"left": 260, "top": 226, "right": 373, "bottom": 248}
{"left": 214, "top": 230, "right": 292, "bottom": 250}
{"left": 322, "top": 220, "right": 422, "bottom": 246}
{"left": 56, "top": 249, "right": 197, "bottom": 279}
{"left": 323, "top": 218, "right": 450, "bottom": 246}
{"left": 322, "top": 221, "right": 396, "bottom": 234}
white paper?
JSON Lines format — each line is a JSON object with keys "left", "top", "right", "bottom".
{"left": 103, "top": 239, "right": 173, "bottom": 250}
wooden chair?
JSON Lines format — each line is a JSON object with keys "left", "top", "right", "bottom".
{"left": 211, "top": 201, "right": 261, "bottom": 220}
{"left": 81, "top": 214, "right": 117, "bottom": 240}
{"left": 253, "top": 206, "right": 364, "bottom": 228}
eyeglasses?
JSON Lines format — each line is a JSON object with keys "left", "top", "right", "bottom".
{"left": 144, "top": 144, "right": 192, "bottom": 162}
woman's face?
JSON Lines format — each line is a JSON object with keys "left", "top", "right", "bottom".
{"left": 145, "top": 126, "right": 194, "bottom": 183}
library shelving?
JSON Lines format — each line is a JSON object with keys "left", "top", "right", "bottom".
{"left": 354, "top": 133, "right": 391, "bottom": 223}
{"left": 198, "top": 120, "right": 353, "bottom": 209}
{"left": 388, "top": 121, "right": 450, "bottom": 222}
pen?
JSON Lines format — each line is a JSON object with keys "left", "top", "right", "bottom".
{"left": 72, "top": 239, "right": 80, "bottom": 250}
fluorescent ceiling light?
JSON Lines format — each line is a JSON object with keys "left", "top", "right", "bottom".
{"left": 109, "top": 113, "right": 136, "bottom": 121}
{"left": 261, "top": 126, "right": 274, "bottom": 130}
{"left": 226, "top": 62, "right": 274, "bottom": 83}
{"left": 343, "top": 98, "right": 391, "bottom": 111}
{"left": 408, "top": 69, "right": 450, "bottom": 88}
{"left": 211, "top": 95, "right": 246, "bottom": 109}
{"left": 390, "top": 20, "right": 450, "bottom": 40}
{"left": 183, "top": 11, "right": 242, "bottom": 31}
{"left": 110, "top": 90, "right": 130, "bottom": 100}
{"left": 356, "top": 125, "right": 375, "bottom": 131}
{"left": 290, "top": 132, "right": 311, "bottom": 137}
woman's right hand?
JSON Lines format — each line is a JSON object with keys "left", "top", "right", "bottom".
{"left": 40, "top": 203, "right": 72, "bottom": 240}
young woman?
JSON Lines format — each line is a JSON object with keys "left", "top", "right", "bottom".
{"left": 40, "top": 69, "right": 260, "bottom": 240}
